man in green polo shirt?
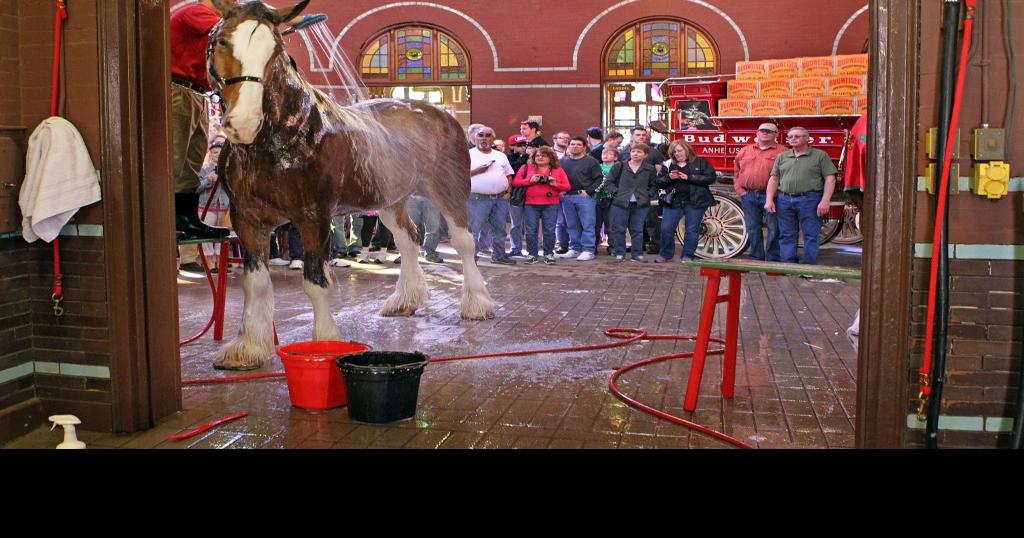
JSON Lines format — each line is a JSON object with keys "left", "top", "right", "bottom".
{"left": 764, "top": 126, "right": 838, "bottom": 264}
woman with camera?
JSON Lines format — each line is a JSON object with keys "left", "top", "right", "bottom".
{"left": 599, "top": 143, "right": 659, "bottom": 262}
{"left": 512, "top": 146, "right": 571, "bottom": 265}
{"left": 654, "top": 140, "right": 718, "bottom": 263}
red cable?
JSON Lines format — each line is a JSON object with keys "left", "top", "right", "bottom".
{"left": 167, "top": 411, "right": 248, "bottom": 441}
{"left": 921, "top": 0, "right": 976, "bottom": 398}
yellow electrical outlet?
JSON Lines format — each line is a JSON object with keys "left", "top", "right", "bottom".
{"left": 971, "top": 161, "right": 1010, "bottom": 199}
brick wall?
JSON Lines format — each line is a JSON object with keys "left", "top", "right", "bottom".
{"left": 0, "top": 0, "right": 109, "bottom": 443}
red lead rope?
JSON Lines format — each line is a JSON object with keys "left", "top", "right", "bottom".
{"left": 920, "top": 0, "right": 976, "bottom": 411}
{"left": 49, "top": 1, "right": 68, "bottom": 317}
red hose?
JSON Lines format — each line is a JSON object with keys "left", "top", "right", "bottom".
{"left": 920, "top": 0, "right": 976, "bottom": 400}
{"left": 182, "top": 327, "right": 749, "bottom": 448}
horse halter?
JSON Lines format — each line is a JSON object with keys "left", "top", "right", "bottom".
{"left": 206, "top": 20, "right": 265, "bottom": 90}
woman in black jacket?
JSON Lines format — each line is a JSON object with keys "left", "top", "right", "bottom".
{"left": 654, "top": 140, "right": 718, "bottom": 262}
{"left": 599, "top": 143, "right": 660, "bottom": 262}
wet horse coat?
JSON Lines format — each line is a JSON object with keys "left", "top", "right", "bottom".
{"left": 209, "top": 1, "right": 494, "bottom": 370}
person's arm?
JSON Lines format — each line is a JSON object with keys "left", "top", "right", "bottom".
{"left": 765, "top": 175, "right": 779, "bottom": 213}
{"left": 470, "top": 158, "right": 493, "bottom": 177}
{"left": 818, "top": 174, "right": 837, "bottom": 217}
{"left": 552, "top": 169, "right": 571, "bottom": 192}
{"left": 733, "top": 148, "right": 747, "bottom": 196}
{"left": 512, "top": 165, "right": 532, "bottom": 188}
{"left": 686, "top": 158, "right": 717, "bottom": 186}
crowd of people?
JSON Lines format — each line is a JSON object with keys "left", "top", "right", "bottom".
{"left": 177, "top": 116, "right": 838, "bottom": 275}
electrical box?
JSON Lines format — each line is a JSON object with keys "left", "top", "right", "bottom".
{"left": 971, "top": 128, "right": 1006, "bottom": 161}
{"left": 971, "top": 161, "right": 1010, "bottom": 199}
{"left": 926, "top": 127, "right": 960, "bottom": 160}
{"left": 925, "top": 162, "right": 960, "bottom": 195}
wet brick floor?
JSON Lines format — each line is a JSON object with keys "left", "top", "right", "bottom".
{"left": 6, "top": 243, "right": 861, "bottom": 449}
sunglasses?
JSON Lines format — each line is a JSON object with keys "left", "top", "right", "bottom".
{"left": 786, "top": 134, "right": 808, "bottom": 139}
{"left": 758, "top": 128, "right": 777, "bottom": 133}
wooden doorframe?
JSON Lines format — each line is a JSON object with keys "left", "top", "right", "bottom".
{"left": 855, "top": 0, "right": 919, "bottom": 448}
{"left": 99, "top": 0, "right": 180, "bottom": 433}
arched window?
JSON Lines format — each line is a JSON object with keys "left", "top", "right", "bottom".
{"left": 359, "top": 25, "right": 470, "bottom": 85}
{"left": 605, "top": 19, "right": 718, "bottom": 80}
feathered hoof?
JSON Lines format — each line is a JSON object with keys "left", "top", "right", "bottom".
{"left": 460, "top": 293, "right": 496, "bottom": 320}
{"left": 380, "top": 290, "right": 425, "bottom": 317}
{"left": 214, "top": 339, "right": 269, "bottom": 371}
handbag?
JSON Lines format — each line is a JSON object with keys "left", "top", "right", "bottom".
{"left": 509, "top": 186, "right": 527, "bottom": 207}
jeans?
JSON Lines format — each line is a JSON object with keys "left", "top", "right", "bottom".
{"left": 406, "top": 195, "right": 441, "bottom": 255}
{"left": 610, "top": 203, "right": 651, "bottom": 258}
{"left": 555, "top": 200, "right": 567, "bottom": 248}
{"left": 660, "top": 204, "right": 707, "bottom": 260}
{"left": 524, "top": 204, "right": 559, "bottom": 256}
{"left": 277, "top": 222, "right": 303, "bottom": 259}
{"left": 777, "top": 192, "right": 823, "bottom": 264}
{"left": 596, "top": 204, "right": 612, "bottom": 246}
{"left": 467, "top": 197, "right": 510, "bottom": 259}
{"left": 562, "top": 194, "right": 597, "bottom": 253}
{"left": 330, "top": 216, "right": 348, "bottom": 256}
{"left": 508, "top": 204, "right": 524, "bottom": 253}
{"left": 741, "top": 191, "right": 780, "bottom": 261}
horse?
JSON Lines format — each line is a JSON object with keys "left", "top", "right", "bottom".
{"left": 205, "top": 0, "right": 495, "bottom": 370}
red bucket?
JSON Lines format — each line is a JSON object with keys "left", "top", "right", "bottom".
{"left": 276, "top": 341, "right": 371, "bottom": 410}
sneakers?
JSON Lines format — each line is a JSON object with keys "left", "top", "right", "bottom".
{"left": 554, "top": 246, "right": 569, "bottom": 255}
{"left": 424, "top": 253, "right": 444, "bottom": 264}
{"left": 268, "top": 257, "right": 289, "bottom": 266}
{"left": 576, "top": 251, "right": 595, "bottom": 261}
{"left": 652, "top": 256, "right": 672, "bottom": 263}
{"left": 393, "top": 256, "right": 402, "bottom": 264}
{"left": 614, "top": 255, "right": 625, "bottom": 262}
{"left": 289, "top": 259, "right": 304, "bottom": 270}
{"left": 630, "top": 256, "right": 646, "bottom": 263}
{"left": 543, "top": 254, "right": 556, "bottom": 265}
{"left": 558, "top": 249, "right": 580, "bottom": 258}
{"left": 329, "top": 258, "right": 349, "bottom": 268}
{"left": 491, "top": 257, "right": 517, "bottom": 265}
{"left": 524, "top": 256, "right": 541, "bottom": 265}
{"left": 179, "top": 261, "right": 204, "bottom": 273}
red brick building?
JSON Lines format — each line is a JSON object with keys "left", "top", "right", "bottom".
{"left": 267, "top": 0, "right": 869, "bottom": 140}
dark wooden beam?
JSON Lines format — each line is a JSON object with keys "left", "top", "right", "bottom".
{"left": 856, "top": 0, "right": 920, "bottom": 448}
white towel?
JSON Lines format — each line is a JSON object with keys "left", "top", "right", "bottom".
{"left": 18, "top": 117, "right": 101, "bottom": 243}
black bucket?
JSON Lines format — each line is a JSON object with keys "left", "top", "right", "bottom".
{"left": 337, "top": 351, "right": 429, "bottom": 423}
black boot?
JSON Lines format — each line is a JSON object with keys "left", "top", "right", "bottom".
{"left": 175, "top": 192, "right": 230, "bottom": 240}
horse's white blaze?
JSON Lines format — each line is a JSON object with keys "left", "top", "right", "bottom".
{"left": 226, "top": 21, "right": 276, "bottom": 144}
{"left": 303, "top": 270, "right": 342, "bottom": 341}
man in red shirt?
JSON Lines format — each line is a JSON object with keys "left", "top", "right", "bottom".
{"left": 170, "top": 0, "right": 229, "bottom": 239}
{"left": 733, "top": 123, "right": 787, "bottom": 261}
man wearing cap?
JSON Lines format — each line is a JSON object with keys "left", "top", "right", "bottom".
{"left": 586, "top": 127, "right": 605, "bottom": 160}
{"left": 507, "top": 135, "right": 530, "bottom": 174}
{"left": 765, "top": 126, "right": 838, "bottom": 265}
{"left": 468, "top": 126, "right": 517, "bottom": 265}
{"left": 734, "top": 123, "right": 787, "bottom": 261}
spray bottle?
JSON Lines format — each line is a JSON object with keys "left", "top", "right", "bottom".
{"left": 49, "top": 415, "right": 86, "bottom": 449}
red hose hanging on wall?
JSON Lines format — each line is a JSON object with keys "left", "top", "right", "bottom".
{"left": 920, "top": 0, "right": 976, "bottom": 415}
{"left": 49, "top": 1, "right": 68, "bottom": 317}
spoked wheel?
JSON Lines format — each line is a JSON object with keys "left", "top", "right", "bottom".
{"left": 676, "top": 194, "right": 748, "bottom": 259}
{"left": 831, "top": 203, "right": 863, "bottom": 245}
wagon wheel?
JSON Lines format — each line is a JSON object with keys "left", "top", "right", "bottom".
{"left": 677, "top": 194, "right": 748, "bottom": 259}
{"left": 831, "top": 203, "right": 863, "bottom": 245}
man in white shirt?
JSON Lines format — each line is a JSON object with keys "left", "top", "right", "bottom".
{"left": 468, "top": 125, "right": 517, "bottom": 265}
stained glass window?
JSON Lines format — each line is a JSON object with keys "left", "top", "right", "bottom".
{"left": 605, "top": 20, "right": 717, "bottom": 80}
{"left": 687, "top": 29, "right": 716, "bottom": 74}
{"left": 359, "top": 26, "right": 469, "bottom": 85}
{"left": 360, "top": 35, "right": 389, "bottom": 79}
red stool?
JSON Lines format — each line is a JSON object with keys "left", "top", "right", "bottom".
{"left": 684, "top": 267, "right": 745, "bottom": 412}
